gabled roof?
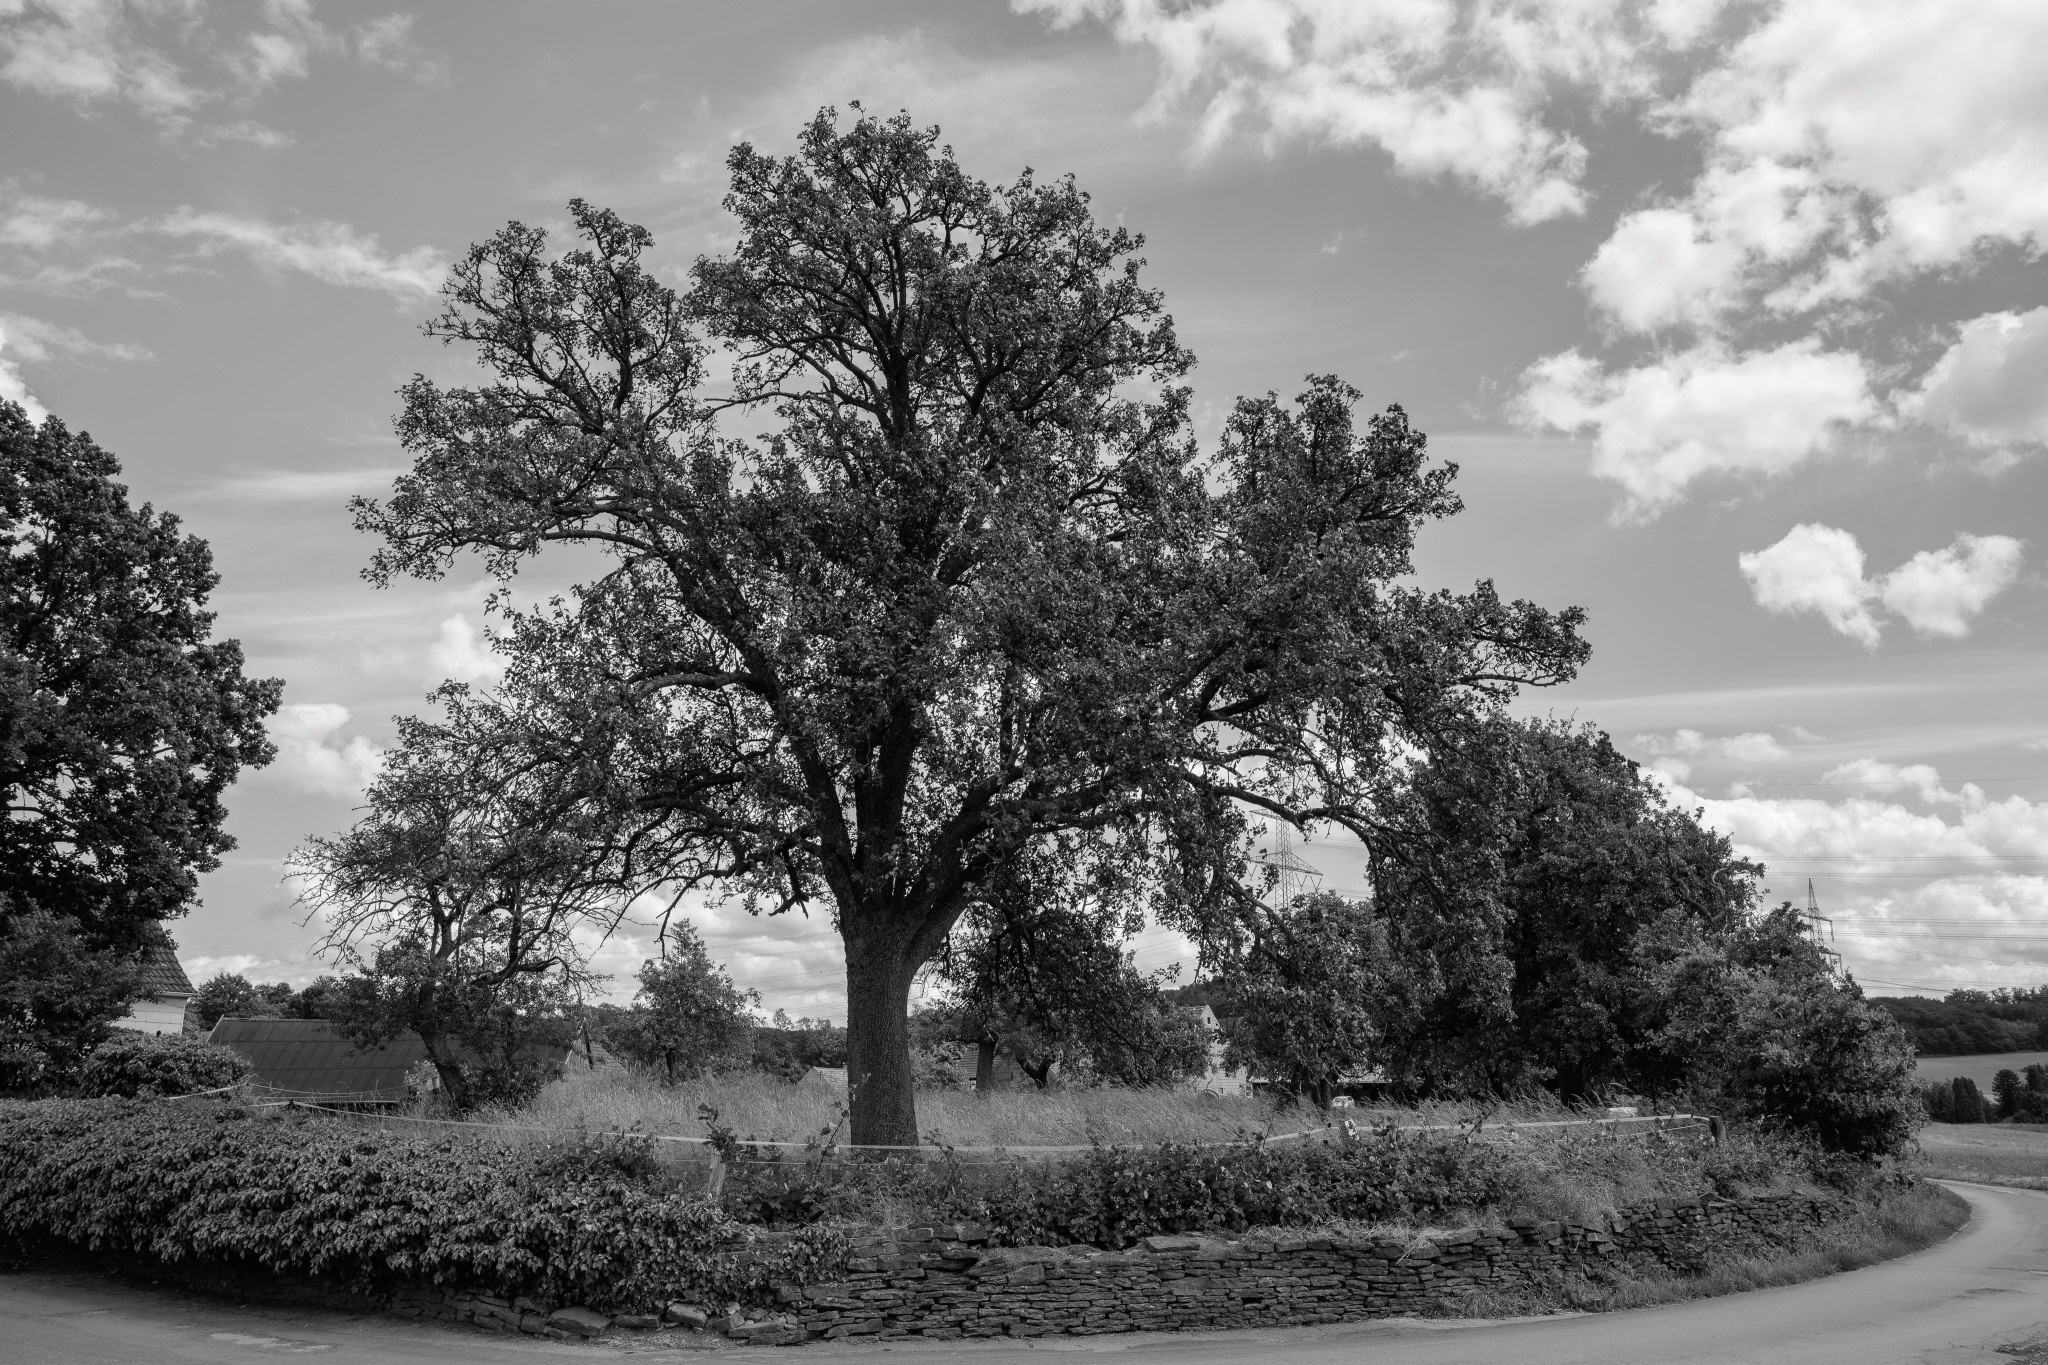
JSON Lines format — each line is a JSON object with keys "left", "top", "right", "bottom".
{"left": 207, "top": 1017, "right": 427, "bottom": 1101}
{"left": 135, "top": 939, "right": 196, "bottom": 997}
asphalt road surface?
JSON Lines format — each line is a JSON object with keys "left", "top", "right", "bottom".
{"left": 6, "top": 1181, "right": 2047, "bottom": 1365}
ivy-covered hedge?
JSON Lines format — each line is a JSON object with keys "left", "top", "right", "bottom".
{"left": 723, "top": 1132, "right": 1523, "bottom": 1246}
{"left": 0, "top": 1099, "right": 838, "bottom": 1312}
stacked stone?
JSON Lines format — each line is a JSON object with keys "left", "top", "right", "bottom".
{"left": 74, "top": 1187, "right": 1846, "bottom": 1345}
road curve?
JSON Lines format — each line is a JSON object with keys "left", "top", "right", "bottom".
{"left": 3, "top": 1181, "right": 2043, "bottom": 1365}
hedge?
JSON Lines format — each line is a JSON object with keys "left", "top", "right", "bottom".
{"left": 0, "top": 1099, "right": 839, "bottom": 1313}
{"left": 78, "top": 1033, "right": 253, "bottom": 1099}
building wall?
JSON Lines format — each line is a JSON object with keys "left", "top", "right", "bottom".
{"left": 111, "top": 996, "right": 191, "bottom": 1036}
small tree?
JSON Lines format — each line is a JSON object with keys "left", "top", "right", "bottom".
{"left": 607, "top": 924, "right": 757, "bottom": 1083}
{"left": 1215, "top": 891, "right": 1388, "bottom": 1109}
{"left": 294, "top": 698, "right": 617, "bottom": 1109}
{"left": 1995, "top": 1067, "right": 2023, "bottom": 1119}
{"left": 0, "top": 912, "right": 144, "bottom": 1092}
{"left": 193, "top": 973, "right": 260, "bottom": 1028}
{"left": 1951, "top": 1076, "right": 1990, "bottom": 1125}
{"left": 1646, "top": 906, "right": 1921, "bottom": 1156}
{"left": 931, "top": 847, "right": 1206, "bottom": 1089}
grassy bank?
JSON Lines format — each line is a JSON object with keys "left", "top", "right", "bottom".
{"left": 1455, "top": 1179, "right": 1968, "bottom": 1318}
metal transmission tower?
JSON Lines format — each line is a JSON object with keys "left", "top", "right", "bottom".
{"left": 1250, "top": 821, "right": 1323, "bottom": 912}
{"left": 1801, "top": 878, "right": 1843, "bottom": 977}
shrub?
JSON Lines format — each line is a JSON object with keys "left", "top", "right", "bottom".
{"left": 0, "top": 1099, "right": 838, "bottom": 1312}
{"left": 77, "top": 1032, "right": 253, "bottom": 1098}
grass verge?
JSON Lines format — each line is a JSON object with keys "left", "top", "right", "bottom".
{"left": 1448, "top": 1180, "right": 1969, "bottom": 1319}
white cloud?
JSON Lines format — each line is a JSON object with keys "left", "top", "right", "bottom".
{"left": 1737, "top": 523, "right": 1881, "bottom": 647}
{"left": 1019, "top": 0, "right": 1686, "bottom": 223}
{"left": 428, "top": 613, "right": 502, "bottom": 686}
{"left": 262, "top": 702, "right": 385, "bottom": 798}
{"left": 1036, "top": 1, "right": 2048, "bottom": 503}
{"left": 1633, "top": 727, "right": 1790, "bottom": 781}
{"left": 151, "top": 209, "right": 444, "bottom": 298}
{"left": 1739, "top": 524, "right": 2025, "bottom": 646}
{"left": 1878, "top": 533, "right": 2026, "bottom": 638}
{"left": 1904, "top": 307, "right": 2048, "bottom": 456}
{"left": 353, "top": 14, "right": 446, "bottom": 84}
{"left": 0, "top": 317, "right": 47, "bottom": 423}
{"left": 1516, "top": 341, "right": 1874, "bottom": 516}
{"left": 1665, "top": 767, "right": 2048, "bottom": 991}
{"left": 0, "top": 310, "right": 149, "bottom": 424}
{"left": 0, "top": 1, "right": 447, "bottom": 135}
{"left": 196, "top": 463, "right": 405, "bottom": 504}
{"left": 1582, "top": 208, "right": 1744, "bottom": 333}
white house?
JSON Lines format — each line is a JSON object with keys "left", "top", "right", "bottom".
{"left": 111, "top": 939, "right": 197, "bottom": 1035}
{"left": 1187, "top": 1003, "right": 1251, "bottom": 1096}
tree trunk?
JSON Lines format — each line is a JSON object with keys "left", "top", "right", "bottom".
{"left": 975, "top": 1037, "right": 996, "bottom": 1093}
{"left": 420, "top": 1034, "right": 468, "bottom": 1110}
{"left": 843, "top": 923, "right": 922, "bottom": 1148}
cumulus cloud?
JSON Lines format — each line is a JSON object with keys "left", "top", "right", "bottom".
{"left": 152, "top": 209, "right": 444, "bottom": 298}
{"left": 428, "top": 614, "right": 503, "bottom": 686}
{"left": 1737, "top": 523, "right": 1883, "bottom": 647}
{"left": 1739, "top": 524, "right": 2025, "bottom": 646}
{"left": 1515, "top": 341, "right": 1874, "bottom": 516}
{"left": 0, "top": 318, "right": 47, "bottom": 423}
{"left": 1904, "top": 307, "right": 2048, "bottom": 457}
{"left": 1035, "top": 1, "right": 2048, "bottom": 505}
{"left": 262, "top": 703, "right": 385, "bottom": 798}
{"left": 1018, "top": 0, "right": 1703, "bottom": 222}
{"left": 1664, "top": 764, "right": 2048, "bottom": 990}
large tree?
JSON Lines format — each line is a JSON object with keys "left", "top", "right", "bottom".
{"left": 1370, "top": 718, "right": 1765, "bottom": 1097}
{"left": 355, "top": 110, "right": 1587, "bottom": 1145}
{"left": 0, "top": 402, "right": 280, "bottom": 949}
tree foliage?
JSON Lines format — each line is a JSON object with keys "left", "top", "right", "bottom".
{"left": 926, "top": 843, "right": 1207, "bottom": 1089}
{"left": 354, "top": 109, "right": 1587, "bottom": 1144}
{"left": 0, "top": 912, "right": 145, "bottom": 1092}
{"left": 1214, "top": 891, "right": 1387, "bottom": 1107}
{"left": 1369, "top": 719, "right": 1761, "bottom": 1098}
{"left": 0, "top": 402, "right": 279, "bottom": 950}
{"left": 605, "top": 923, "right": 758, "bottom": 1082}
{"left": 293, "top": 704, "right": 611, "bottom": 1108}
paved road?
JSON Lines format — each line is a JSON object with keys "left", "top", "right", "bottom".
{"left": 6, "top": 1181, "right": 2048, "bottom": 1365}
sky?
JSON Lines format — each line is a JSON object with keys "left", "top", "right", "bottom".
{"left": 3, "top": 0, "right": 2046, "bottom": 1017}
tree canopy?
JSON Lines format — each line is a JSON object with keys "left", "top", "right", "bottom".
{"left": 1370, "top": 719, "right": 1763, "bottom": 1097}
{"left": 354, "top": 109, "right": 1588, "bottom": 1145}
{"left": 0, "top": 402, "right": 280, "bottom": 950}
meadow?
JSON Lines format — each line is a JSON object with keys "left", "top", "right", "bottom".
{"left": 1916, "top": 1120, "right": 2048, "bottom": 1186}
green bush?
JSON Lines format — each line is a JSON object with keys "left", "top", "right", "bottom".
{"left": 0, "top": 1099, "right": 839, "bottom": 1312}
{"left": 77, "top": 1032, "right": 253, "bottom": 1098}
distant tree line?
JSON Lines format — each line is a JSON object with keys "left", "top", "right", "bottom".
{"left": 1872, "top": 990, "right": 2048, "bottom": 1057}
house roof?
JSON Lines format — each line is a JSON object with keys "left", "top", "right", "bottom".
{"left": 206, "top": 1017, "right": 428, "bottom": 1101}
{"left": 135, "top": 939, "right": 195, "bottom": 997}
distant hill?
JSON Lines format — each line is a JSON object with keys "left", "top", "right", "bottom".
{"left": 1872, "top": 990, "right": 2048, "bottom": 1056}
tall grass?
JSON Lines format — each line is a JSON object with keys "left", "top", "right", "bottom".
{"left": 483, "top": 1059, "right": 1689, "bottom": 1154}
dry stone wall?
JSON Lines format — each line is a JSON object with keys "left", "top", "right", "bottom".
{"left": 144, "top": 1186, "right": 1845, "bottom": 1345}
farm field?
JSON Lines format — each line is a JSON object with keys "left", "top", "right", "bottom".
{"left": 1912, "top": 1051, "right": 2048, "bottom": 1091}
{"left": 1916, "top": 1121, "right": 2048, "bottom": 1185}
